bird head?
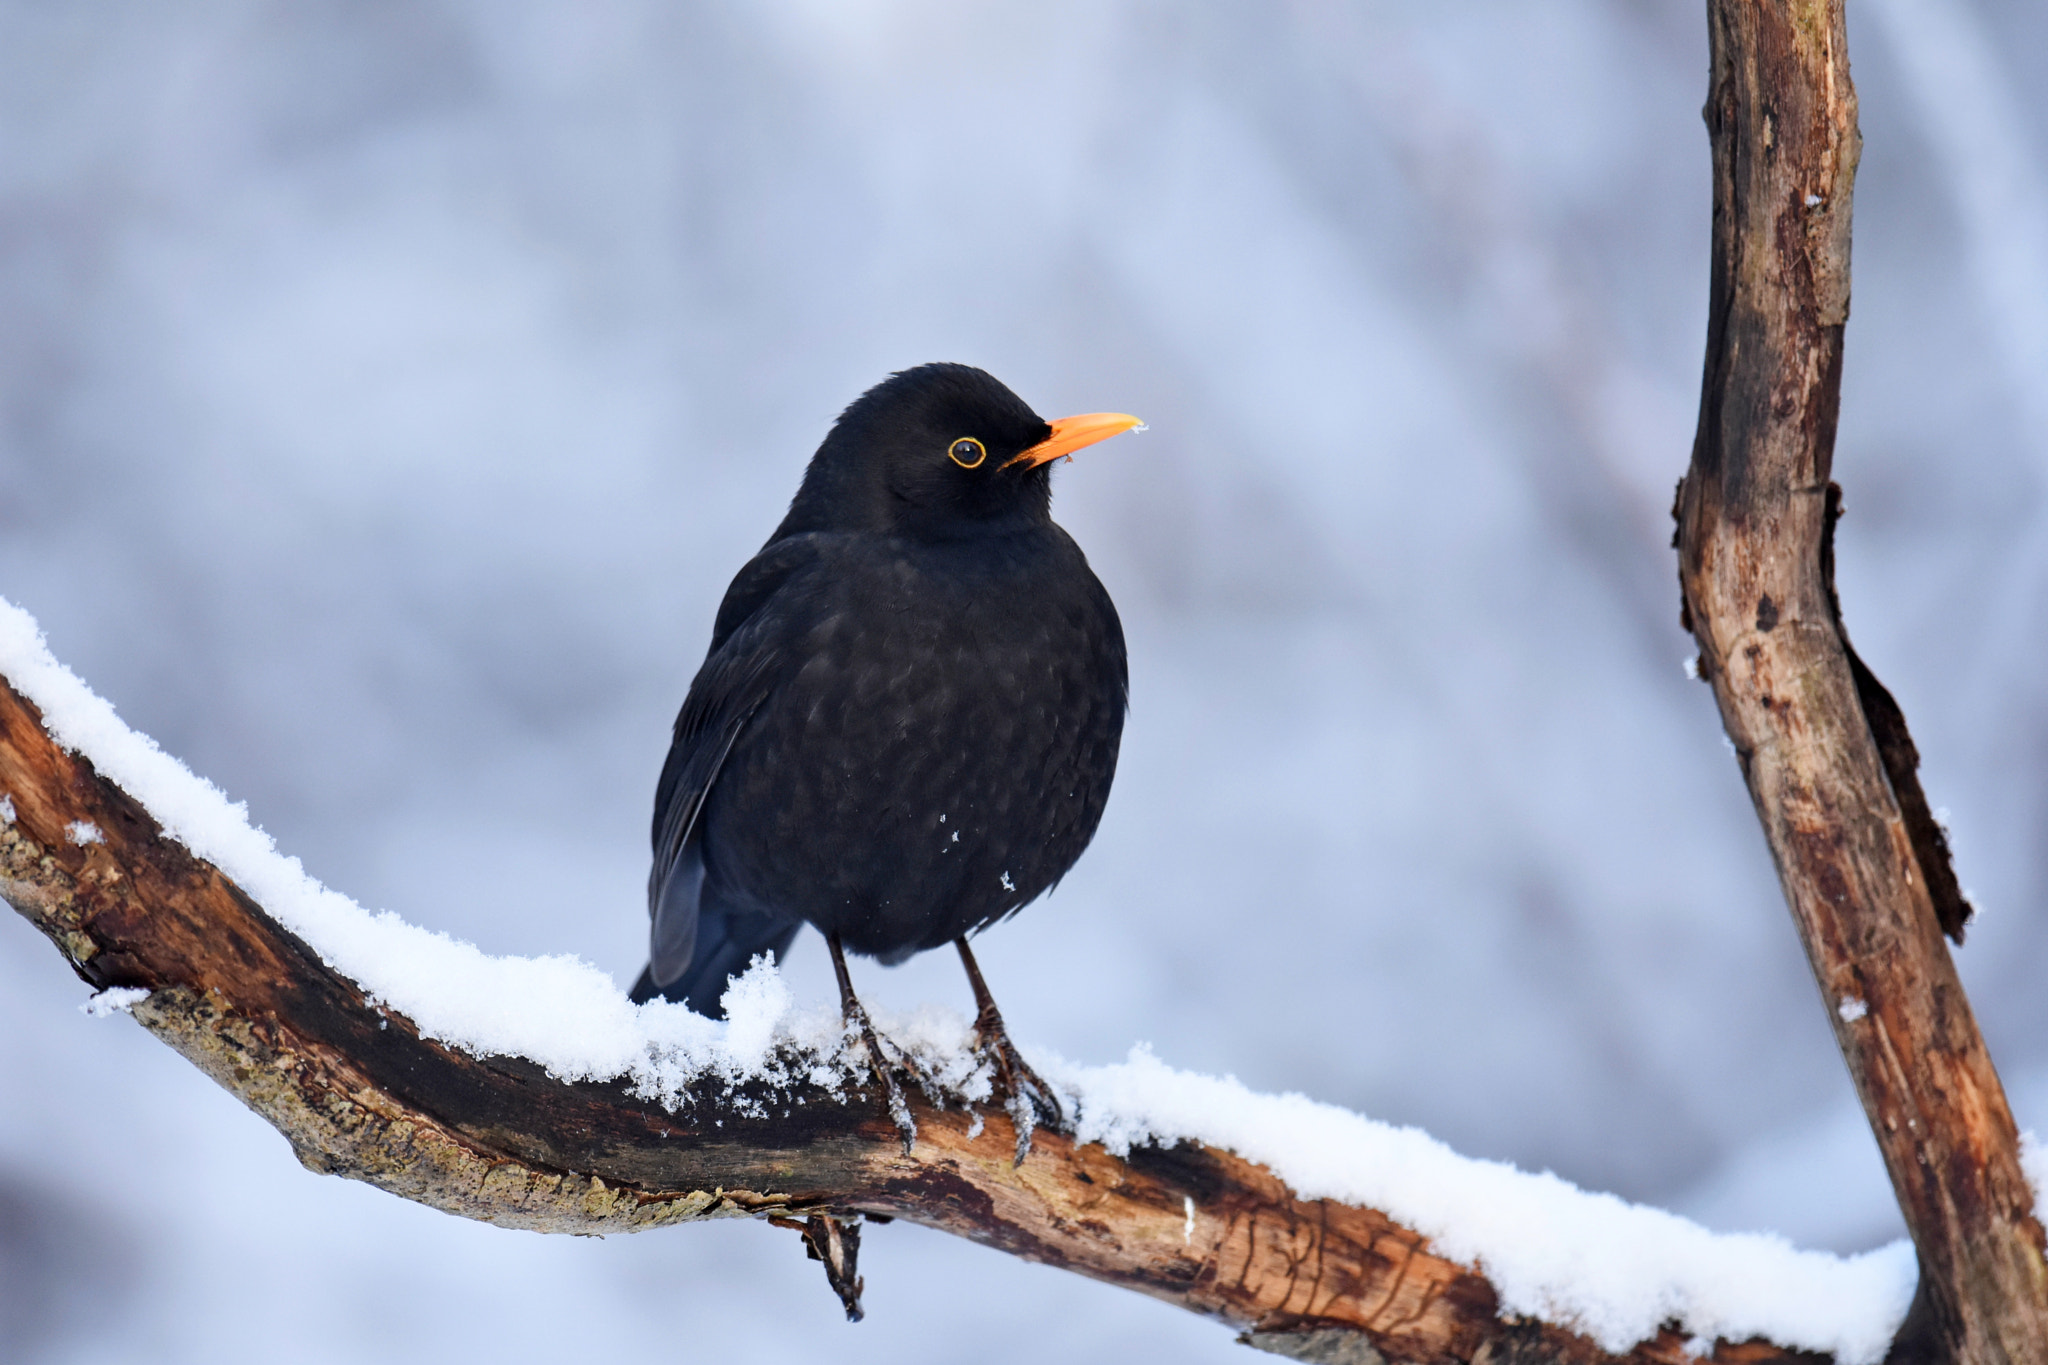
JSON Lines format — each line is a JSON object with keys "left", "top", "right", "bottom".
{"left": 777, "top": 363, "right": 1141, "bottom": 540}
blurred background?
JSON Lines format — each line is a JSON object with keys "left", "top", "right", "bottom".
{"left": 3, "top": 1, "right": 2046, "bottom": 1360}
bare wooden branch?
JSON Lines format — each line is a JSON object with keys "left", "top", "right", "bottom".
{"left": 2, "top": 679, "right": 1819, "bottom": 1365}
{"left": 1675, "top": 1, "right": 2048, "bottom": 1359}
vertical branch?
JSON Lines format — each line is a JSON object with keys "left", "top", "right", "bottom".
{"left": 1675, "top": 2, "right": 2048, "bottom": 1360}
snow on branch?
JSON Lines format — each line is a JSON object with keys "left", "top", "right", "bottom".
{"left": 0, "top": 596, "right": 1908, "bottom": 1364}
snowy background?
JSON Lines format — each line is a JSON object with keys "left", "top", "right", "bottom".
{"left": 2, "top": 2, "right": 2045, "bottom": 1361}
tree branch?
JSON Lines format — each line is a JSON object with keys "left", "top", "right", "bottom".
{"left": 3, "top": 680, "right": 1822, "bottom": 1365}
{"left": 1675, "top": 2, "right": 2048, "bottom": 1359}
{"left": 7, "top": 6, "right": 2021, "bottom": 1359}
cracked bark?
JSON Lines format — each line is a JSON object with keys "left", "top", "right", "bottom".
{"left": 1673, "top": 2, "right": 2048, "bottom": 1361}
{"left": 5, "top": 4, "right": 2041, "bottom": 1360}
{"left": 5, "top": 677, "right": 1819, "bottom": 1365}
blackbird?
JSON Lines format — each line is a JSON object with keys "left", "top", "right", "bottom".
{"left": 630, "top": 362, "right": 1137, "bottom": 1158}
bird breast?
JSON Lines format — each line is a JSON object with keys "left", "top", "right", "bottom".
{"left": 700, "top": 529, "right": 1126, "bottom": 958}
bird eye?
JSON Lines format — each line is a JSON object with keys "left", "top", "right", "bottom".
{"left": 948, "top": 437, "right": 987, "bottom": 469}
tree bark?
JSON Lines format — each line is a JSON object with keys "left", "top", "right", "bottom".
{"left": 6, "top": 4, "right": 2039, "bottom": 1359}
{"left": 1674, "top": 2, "right": 2048, "bottom": 1361}
{"left": 4, "top": 681, "right": 1819, "bottom": 1365}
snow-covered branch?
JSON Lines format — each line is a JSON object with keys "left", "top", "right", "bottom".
{"left": 2, "top": 4, "right": 2036, "bottom": 1360}
{"left": 0, "top": 604, "right": 1910, "bottom": 1365}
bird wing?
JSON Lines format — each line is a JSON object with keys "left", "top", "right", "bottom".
{"left": 645, "top": 535, "right": 826, "bottom": 989}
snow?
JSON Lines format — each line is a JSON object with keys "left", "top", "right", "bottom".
{"left": 1053, "top": 1045, "right": 1914, "bottom": 1362}
{"left": 65, "top": 820, "right": 102, "bottom": 845}
{"left": 2023, "top": 1131, "right": 2047, "bottom": 1214}
{"left": 0, "top": 591, "right": 1916, "bottom": 1361}
{"left": 1838, "top": 997, "right": 1869, "bottom": 1023}
{"left": 80, "top": 986, "right": 151, "bottom": 1018}
{"left": 0, "top": 594, "right": 867, "bottom": 1108}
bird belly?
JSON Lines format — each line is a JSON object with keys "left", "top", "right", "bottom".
{"left": 698, "top": 577, "right": 1123, "bottom": 960}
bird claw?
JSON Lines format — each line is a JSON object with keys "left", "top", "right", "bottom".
{"left": 843, "top": 999, "right": 917, "bottom": 1155}
{"left": 828, "top": 932, "right": 917, "bottom": 1155}
{"left": 880, "top": 1071, "right": 917, "bottom": 1157}
{"left": 1004, "top": 1086, "right": 1037, "bottom": 1169}
{"left": 972, "top": 1005, "right": 1063, "bottom": 1167}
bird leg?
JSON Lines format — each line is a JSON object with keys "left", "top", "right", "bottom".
{"left": 955, "top": 936, "right": 1063, "bottom": 1165}
{"left": 768, "top": 1214, "right": 866, "bottom": 1322}
{"left": 828, "top": 932, "right": 916, "bottom": 1155}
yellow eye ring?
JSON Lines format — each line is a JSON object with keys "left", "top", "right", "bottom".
{"left": 948, "top": 437, "right": 987, "bottom": 469}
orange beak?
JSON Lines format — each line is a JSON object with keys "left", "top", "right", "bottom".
{"left": 1008, "top": 412, "right": 1145, "bottom": 468}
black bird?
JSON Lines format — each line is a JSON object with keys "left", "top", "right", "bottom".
{"left": 630, "top": 363, "right": 1136, "bottom": 1158}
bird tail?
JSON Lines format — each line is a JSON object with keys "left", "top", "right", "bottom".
{"left": 628, "top": 902, "right": 802, "bottom": 1017}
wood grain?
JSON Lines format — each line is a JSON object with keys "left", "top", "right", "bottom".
{"left": 1674, "top": 2, "right": 2047, "bottom": 1360}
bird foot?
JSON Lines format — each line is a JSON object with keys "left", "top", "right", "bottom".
{"left": 770, "top": 1214, "right": 866, "bottom": 1322}
{"left": 844, "top": 997, "right": 917, "bottom": 1156}
{"left": 971, "top": 1003, "right": 1063, "bottom": 1167}
{"left": 828, "top": 931, "right": 916, "bottom": 1155}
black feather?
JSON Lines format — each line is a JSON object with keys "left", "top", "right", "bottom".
{"left": 636, "top": 364, "right": 1127, "bottom": 1015}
